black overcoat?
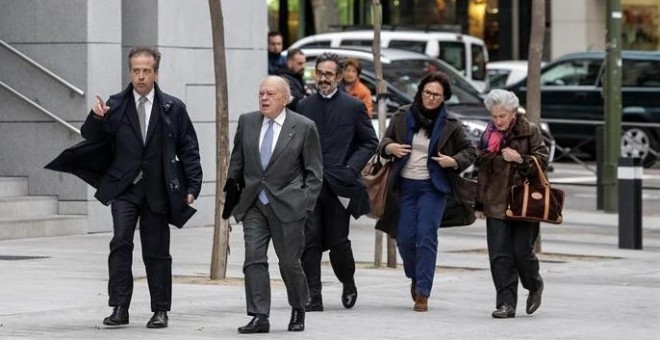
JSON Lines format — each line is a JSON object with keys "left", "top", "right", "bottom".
{"left": 45, "top": 83, "right": 202, "bottom": 228}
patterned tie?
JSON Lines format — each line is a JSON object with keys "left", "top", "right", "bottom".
{"left": 133, "top": 96, "right": 147, "bottom": 184}
{"left": 137, "top": 96, "right": 147, "bottom": 143}
{"left": 258, "top": 119, "right": 274, "bottom": 204}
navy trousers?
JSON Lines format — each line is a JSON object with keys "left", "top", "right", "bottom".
{"left": 396, "top": 178, "right": 447, "bottom": 298}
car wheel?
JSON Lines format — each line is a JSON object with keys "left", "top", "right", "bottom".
{"left": 620, "top": 127, "right": 658, "bottom": 168}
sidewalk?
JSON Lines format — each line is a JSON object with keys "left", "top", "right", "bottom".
{"left": 1, "top": 209, "right": 658, "bottom": 339}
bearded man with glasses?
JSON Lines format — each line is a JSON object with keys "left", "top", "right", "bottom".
{"left": 296, "top": 52, "right": 378, "bottom": 312}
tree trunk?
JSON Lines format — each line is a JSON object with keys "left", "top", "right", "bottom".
{"left": 209, "top": 0, "right": 231, "bottom": 280}
{"left": 526, "top": 0, "right": 545, "bottom": 253}
{"left": 311, "top": 0, "right": 340, "bottom": 33}
{"left": 372, "top": 0, "right": 384, "bottom": 268}
{"left": 526, "top": 0, "right": 545, "bottom": 124}
{"left": 371, "top": 0, "right": 397, "bottom": 268}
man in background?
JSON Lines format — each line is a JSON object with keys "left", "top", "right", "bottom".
{"left": 268, "top": 31, "right": 287, "bottom": 74}
{"left": 274, "top": 48, "right": 308, "bottom": 111}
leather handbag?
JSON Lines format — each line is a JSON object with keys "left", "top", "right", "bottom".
{"left": 441, "top": 174, "right": 477, "bottom": 228}
{"left": 506, "top": 156, "right": 565, "bottom": 224}
{"left": 361, "top": 153, "right": 393, "bottom": 219}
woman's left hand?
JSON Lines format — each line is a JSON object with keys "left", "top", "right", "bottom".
{"left": 431, "top": 152, "right": 458, "bottom": 169}
{"left": 501, "top": 147, "right": 523, "bottom": 163}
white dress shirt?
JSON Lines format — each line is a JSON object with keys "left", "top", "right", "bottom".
{"left": 133, "top": 88, "right": 155, "bottom": 136}
{"left": 259, "top": 110, "right": 286, "bottom": 153}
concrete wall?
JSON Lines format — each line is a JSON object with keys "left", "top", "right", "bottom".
{"left": 550, "top": 0, "right": 606, "bottom": 59}
{"left": 0, "top": 0, "right": 266, "bottom": 233}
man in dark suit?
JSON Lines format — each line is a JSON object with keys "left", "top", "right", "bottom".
{"left": 297, "top": 52, "right": 379, "bottom": 311}
{"left": 48, "top": 47, "right": 202, "bottom": 329}
{"left": 226, "top": 76, "right": 323, "bottom": 334}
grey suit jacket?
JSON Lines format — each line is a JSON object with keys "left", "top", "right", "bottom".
{"left": 228, "top": 110, "right": 323, "bottom": 224}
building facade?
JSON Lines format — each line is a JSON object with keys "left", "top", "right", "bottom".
{"left": 270, "top": 0, "right": 659, "bottom": 61}
{"left": 0, "top": 0, "right": 265, "bottom": 238}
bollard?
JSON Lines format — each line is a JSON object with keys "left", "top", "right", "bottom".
{"left": 596, "top": 127, "right": 604, "bottom": 210}
{"left": 618, "top": 157, "right": 643, "bottom": 250}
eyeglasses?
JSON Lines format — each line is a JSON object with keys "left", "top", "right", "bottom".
{"left": 315, "top": 70, "right": 337, "bottom": 79}
{"left": 422, "top": 90, "right": 444, "bottom": 100}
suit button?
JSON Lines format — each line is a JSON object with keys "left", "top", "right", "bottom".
{"left": 170, "top": 158, "right": 176, "bottom": 164}
{"left": 262, "top": 176, "right": 266, "bottom": 180}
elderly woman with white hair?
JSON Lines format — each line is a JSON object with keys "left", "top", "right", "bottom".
{"left": 474, "top": 89, "right": 549, "bottom": 319}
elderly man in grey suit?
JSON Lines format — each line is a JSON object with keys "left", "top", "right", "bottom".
{"left": 225, "top": 76, "right": 323, "bottom": 334}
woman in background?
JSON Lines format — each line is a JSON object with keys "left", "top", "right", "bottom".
{"left": 341, "top": 58, "right": 373, "bottom": 117}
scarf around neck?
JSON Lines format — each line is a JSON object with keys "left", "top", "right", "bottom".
{"left": 481, "top": 115, "right": 517, "bottom": 153}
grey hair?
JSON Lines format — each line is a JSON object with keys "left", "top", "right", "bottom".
{"left": 484, "top": 89, "right": 520, "bottom": 112}
{"left": 262, "top": 75, "right": 293, "bottom": 104}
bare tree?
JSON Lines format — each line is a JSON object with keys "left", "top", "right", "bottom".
{"left": 526, "top": 0, "right": 545, "bottom": 124}
{"left": 209, "top": 0, "right": 231, "bottom": 280}
{"left": 311, "top": 0, "right": 340, "bottom": 33}
{"left": 526, "top": 0, "right": 545, "bottom": 252}
{"left": 371, "top": 0, "right": 397, "bottom": 268}
{"left": 372, "top": 0, "right": 384, "bottom": 268}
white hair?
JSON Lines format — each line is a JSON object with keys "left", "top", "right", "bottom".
{"left": 484, "top": 89, "right": 520, "bottom": 112}
{"left": 261, "top": 75, "right": 293, "bottom": 104}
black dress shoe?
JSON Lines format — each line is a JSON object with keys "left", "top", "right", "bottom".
{"left": 491, "top": 305, "right": 516, "bottom": 318}
{"left": 526, "top": 282, "right": 544, "bottom": 315}
{"left": 103, "top": 306, "right": 129, "bottom": 326}
{"left": 342, "top": 281, "right": 358, "bottom": 309}
{"left": 238, "top": 315, "right": 270, "bottom": 334}
{"left": 305, "top": 297, "right": 324, "bottom": 312}
{"left": 146, "top": 311, "right": 168, "bottom": 328}
{"left": 287, "top": 308, "right": 305, "bottom": 332}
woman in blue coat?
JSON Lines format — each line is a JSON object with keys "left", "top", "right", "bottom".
{"left": 376, "top": 72, "right": 476, "bottom": 311}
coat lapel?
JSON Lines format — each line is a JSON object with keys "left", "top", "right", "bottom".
{"left": 252, "top": 113, "right": 266, "bottom": 171}
{"left": 144, "top": 98, "right": 161, "bottom": 145}
{"left": 267, "top": 111, "right": 296, "bottom": 167}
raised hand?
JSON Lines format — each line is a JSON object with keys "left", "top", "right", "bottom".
{"left": 92, "top": 95, "right": 110, "bottom": 118}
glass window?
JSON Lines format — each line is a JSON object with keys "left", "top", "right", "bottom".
{"left": 487, "top": 70, "right": 511, "bottom": 89}
{"left": 388, "top": 40, "right": 427, "bottom": 54}
{"left": 438, "top": 42, "right": 466, "bottom": 74}
{"left": 621, "top": 59, "right": 660, "bottom": 87}
{"left": 299, "top": 41, "right": 331, "bottom": 48}
{"left": 471, "top": 43, "right": 487, "bottom": 80}
{"left": 540, "top": 59, "right": 603, "bottom": 87}
{"left": 340, "top": 39, "right": 372, "bottom": 47}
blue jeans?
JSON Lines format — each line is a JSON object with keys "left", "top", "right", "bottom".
{"left": 396, "top": 178, "right": 447, "bottom": 298}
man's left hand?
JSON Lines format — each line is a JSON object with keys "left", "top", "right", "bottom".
{"left": 185, "top": 194, "right": 195, "bottom": 205}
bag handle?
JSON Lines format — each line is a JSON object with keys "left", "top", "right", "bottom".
{"left": 528, "top": 156, "right": 549, "bottom": 186}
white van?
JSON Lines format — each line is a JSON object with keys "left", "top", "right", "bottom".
{"left": 289, "top": 30, "right": 489, "bottom": 89}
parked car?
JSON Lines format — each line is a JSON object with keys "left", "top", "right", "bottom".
{"left": 290, "top": 47, "right": 555, "bottom": 174}
{"left": 289, "top": 30, "right": 489, "bottom": 89}
{"left": 506, "top": 50, "right": 660, "bottom": 167}
{"left": 487, "top": 60, "right": 546, "bottom": 89}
